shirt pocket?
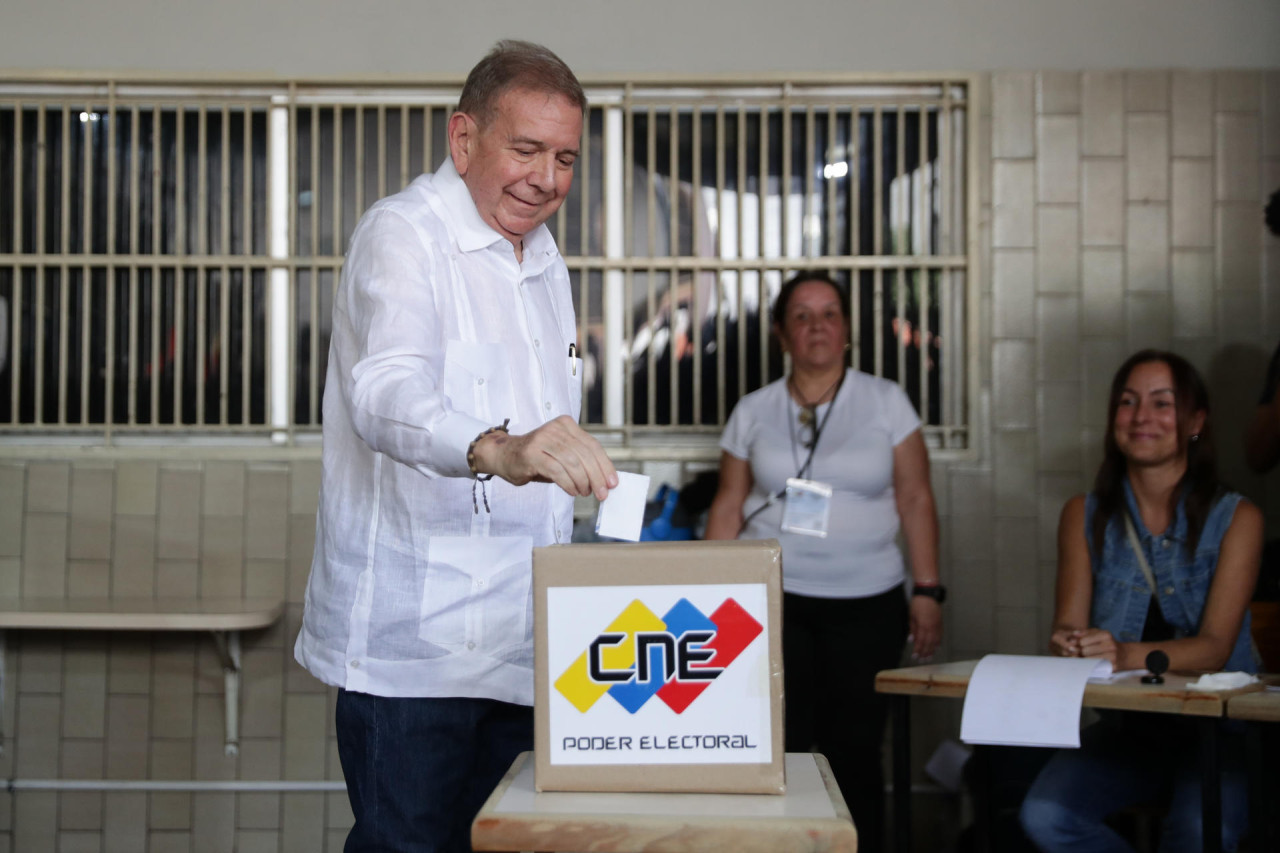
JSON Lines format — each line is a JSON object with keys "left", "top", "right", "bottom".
{"left": 419, "top": 535, "right": 533, "bottom": 655}
{"left": 442, "top": 340, "right": 517, "bottom": 424}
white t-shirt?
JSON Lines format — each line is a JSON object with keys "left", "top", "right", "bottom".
{"left": 720, "top": 369, "right": 921, "bottom": 598}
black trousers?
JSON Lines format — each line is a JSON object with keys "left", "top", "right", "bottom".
{"left": 783, "top": 585, "right": 908, "bottom": 853}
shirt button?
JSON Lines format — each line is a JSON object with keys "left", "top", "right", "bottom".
{"left": 534, "top": 339, "right": 541, "bottom": 347}
{"left": 1161, "top": 540, "right": 1170, "bottom": 549}
{"left": 1164, "top": 587, "right": 1175, "bottom": 595}
{"left": 476, "top": 378, "right": 485, "bottom": 386}
{"left": 466, "top": 641, "right": 476, "bottom": 651}
{"left": 476, "top": 579, "right": 486, "bottom": 588}
{"left": 545, "top": 401, "right": 552, "bottom": 411}
{"left": 350, "top": 660, "right": 359, "bottom": 668}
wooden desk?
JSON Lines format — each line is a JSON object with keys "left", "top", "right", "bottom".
{"left": 0, "top": 596, "right": 285, "bottom": 756}
{"left": 1227, "top": 683, "right": 1280, "bottom": 852}
{"left": 875, "top": 659, "right": 1261, "bottom": 853}
{"left": 472, "top": 752, "right": 858, "bottom": 852}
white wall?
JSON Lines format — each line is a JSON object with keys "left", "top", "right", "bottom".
{"left": 2, "top": 0, "right": 1278, "bottom": 77}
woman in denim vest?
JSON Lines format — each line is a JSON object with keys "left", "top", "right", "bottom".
{"left": 1020, "top": 350, "right": 1262, "bottom": 853}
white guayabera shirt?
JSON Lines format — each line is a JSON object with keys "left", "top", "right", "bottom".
{"left": 295, "top": 159, "right": 582, "bottom": 705}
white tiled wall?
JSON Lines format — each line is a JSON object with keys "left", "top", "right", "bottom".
{"left": 0, "top": 67, "right": 1276, "bottom": 851}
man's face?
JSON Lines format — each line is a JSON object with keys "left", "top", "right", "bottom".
{"left": 450, "top": 87, "right": 583, "bottom": 249}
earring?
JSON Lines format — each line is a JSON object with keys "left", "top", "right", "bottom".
{"left": 1190, "top": 434, "right": 1200, "bottom": 442}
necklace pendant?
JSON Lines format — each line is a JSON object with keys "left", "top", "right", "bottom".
{"left": 798, "top": 407, "right": 815, "bottom": 428}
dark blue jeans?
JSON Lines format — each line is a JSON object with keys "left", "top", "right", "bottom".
{"left": 1019, "top": 713, "right": 1249, "bottom": 853}
{"left": 335, "top": 690, "right": 533, "bottom": 853}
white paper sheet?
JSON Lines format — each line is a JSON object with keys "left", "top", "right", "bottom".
{"left": 959, "top": 654, "right": 1111, "bottom": 748}
{"left": 594, "top": 471, "right": 650, "bottom": 542}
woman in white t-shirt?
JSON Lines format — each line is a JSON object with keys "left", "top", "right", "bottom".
{"left": 706, "top": 273, "right": 943, "bottom": 853}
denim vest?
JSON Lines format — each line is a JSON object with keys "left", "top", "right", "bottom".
{"left": 1084, "top": 481, "right": 1256, "bottom": 673}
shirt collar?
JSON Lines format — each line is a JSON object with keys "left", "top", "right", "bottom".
{"left": 431, "top": 158, "right": 559, "bottom": 273}
{"left": 1121, "top": 476, "right": 1188, "bottom": 542}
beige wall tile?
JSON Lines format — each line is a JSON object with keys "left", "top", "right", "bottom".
{"left": 992, "top": 250, "right": 1035, "bottom": 337}
{"left": 56, "top": 829, "right": 103, "bottom": 852}
{"left": 14, "top": 793, "right": 56, "bottom": 853}
{"left": 150, "top": 791, "right": 192, "bottom": 834}
{"left": 246, "top": 466, "right": 288, "bottom": 560}
{"left": 326, "top": 790, "right": 353, "bottom": 828}
{"left": 0, "top": 465, "right": 24, "bottom": 557}
{"left": 1126, "top": 293, "right": 1173, "bottom": 352}
{"left": 281, "top": 793, "right": 325, "bottom": 853}
{"left": 1080, "top": 338, "right": 1131, "bottom": 425}
{"left": 58, "top": 792, "right": 103, "bottom": 831}
{"left": 1216, "top": 113, "right": 1261, "bottom": 202}
{"left": 241, "top": 650, "right": 284, "bottom": 739}
{"left": 949, "top": 561, "right": 994, "bottom": 650}
{"left": 108, "top": 636, "right": 152, "bottom": 694}
{"left": 1037, "top": 71, "right": 1080, "bottom": 115}
{"left": 287, "top": 518, "right": 315, "bottom": 605}
{"left": 1036, "top": 295, "right": 1080, "bottom": 382}
{"left": 239, "top": 737, "right": 281, "bottom": 781}
{"left": 948, "top": 469, "right": 994, "bottom": 519}
{"left": 1036, "top": 206, "right": 1080, "bottom": 293}
{"left": 1215, "top": 70, "right": 1262, "bottom": 112}
{"left": 993, "top": 429, "right": 1037, "bottom": 518}
{"left": 63, "top": 642, "right": 108, "bottom": 739}
{"left": 27, "top": 462, "right": 70, "bottom": 513}
{"left": 1037, "top": 116, "right": 1079, "bottom": 203}
{"left": 1037, "top": 382, "right": 1083, "bottom": 471}
{"left": 1081, "top": 159, "right": 1125, "bottom": 246}
{"left": 111, "top": 514, "right": 156, "bottom": 598}
{"left": 60, "top": 740, "right": 105, "bottom": 778}
{"left": 1217, "top": 203, "right": 1263, "bottom": 292}
{"left": 1125, "top": 71, "right": 1169, "bottom": 112}
{"left": 0, "top": 557, "right": 17, "bottom": 597}
{"left": 152, "top": 645, "right": 196, "bottom": 740}
{"left": 151, "top": 739, "right": 193, "bottom": 780}
{"left": 15, "top": 696, "right": 61, "bottom": 777}
{"left": 1082, "top": 71, "right": 1124, "bottom": 156}
{"left": 996, "top": 607, "right": 1042, "bottom": 655}
{"left": 1171, "top": 250, "right": 1216, "bottom": 338}
{"left": 115, "top": 462, "right": 158, "bottom": 517}
{"left": 192, "top": 792, "right": 235, "bottom": 853}
{"left": 148, "top": 828, "right": 193, "bottom": 852}
{"left": 105, "top": 695, "right": 149, "bottom": 778}
{"left": 1172, "top": 71, "right": 1214, "bottom": 157}
{"left": 23, "top": 514, "right": 68, "bottom": 597}
{"left": 18, "top": 637, "right": 63, "bottom": 693}
{"left": 1265, "top": 71, "right": 1280, "bottom": 157}
{"left": 202, "top": 462, "right": 245, "bottom": 517}
{"left": 67, "top": 560, "right": 111, "bottom": 599}
{"left": 1039, "top": 473, "right": 1085, "bottom": 554}
{"left": 65, "top": 478, "right": 113, "bottom": 545}
{"left": 238, "top": 793, "right": 281, "bottom": 830}
{"left": 950, "top": 514, "right": 994, "bottom": 562}
{"left": 1125, "top": 204, "right": 1170, "bottom": 292}
{"left": 245, "top": 559, "right": 286, "bottom": 601}
{"left": 1080, "top": 248, "right": 1125, "bottom": 337}
{"left": 200, "top": 516, "right": 244, "bottom": 599}
{"left": 995, "top": 518, "right": 1039, "bottom": 608}
{"left": 992, "top": 340, "right": 1036, "bottom": 429}
{"left": 102, "top": 792, "right": 146, "bottom": 853}
{"left": 235, "top": 831, "right": 280, "bottom": 853}
{"left": 283, "top": 694, "right": 327, "bottom": 780}
{"left": 993, "top": 72, "right": 1035, "bottom": 158}
{"left": 157, "top": 468, "right": 201, "bottom": 561}
{"left": 193, "top": 696, "right": 236, "bottom": 782}
{"left": 1171, "top": 159, "right": 1214, "bottom": 248}
{"left": 289, "top": 461, "right": 321, "bottom": 517}
{"left": 156, "top": 561, "right": 199, "bottom": 598}
{"left": 1219, "top": 291, "right": 1263, "bottom": 341}
{"left": 993, "top": 160, "right": 1035, "bottom": 248}
{"left": 1126, "top": 114, "right": 1169, "bottom": 201}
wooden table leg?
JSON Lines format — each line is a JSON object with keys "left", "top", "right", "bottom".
{"left": 1198, "top": 716, "right": 1221, "bottom": 853}
{"left": 892, "top": 694, "right": 911, "bottom": 853}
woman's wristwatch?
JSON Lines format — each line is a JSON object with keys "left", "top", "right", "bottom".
{"left": 912, "top": 581, "right": 947, "bottom": 603}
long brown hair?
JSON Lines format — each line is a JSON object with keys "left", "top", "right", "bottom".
{"left": 1091, "top": 350, "right": 1220, "bottom": 557}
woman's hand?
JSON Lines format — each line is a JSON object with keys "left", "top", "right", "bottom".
{"left": 1073, "top": 628, "right": 1119, "bottom": 665}
{"left": 908, "top": 596, "right": 942, "bottom": 661}
{"left": 1050, "top": 627, "right": 1082, "bottom": 657}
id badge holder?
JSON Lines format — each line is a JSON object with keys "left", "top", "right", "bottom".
{"left": 780, "top": 477, "right": 833, "bottom": 538}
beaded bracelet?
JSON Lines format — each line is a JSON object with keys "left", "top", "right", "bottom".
{"left": 467, "top": 419, "right": 510, "bottom": 514}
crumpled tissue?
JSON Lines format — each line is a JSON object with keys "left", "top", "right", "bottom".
{"left": 1186, "top": 672, "right": 1260, "bottom": 691}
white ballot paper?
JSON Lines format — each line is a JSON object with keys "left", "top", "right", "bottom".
{"left": 960, "top": 654, "right": 1112, "bottom": 748}
{"left": 594, "top": 471, "right": 651, "bottom": 542}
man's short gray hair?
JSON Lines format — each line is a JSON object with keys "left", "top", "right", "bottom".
{"left": 458, "top": 40, "right": 586, "bottom": 127}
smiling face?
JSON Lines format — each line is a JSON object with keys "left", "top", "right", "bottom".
{"left": 448, "top": 87, "right": 583, "bottom": 253}
{"left": 776, "top": 280, "right": 849, "bottom": 373}
{"left": 1113, "top": 359, "right": 1205, "bottom": 468}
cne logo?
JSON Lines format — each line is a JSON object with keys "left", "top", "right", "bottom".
{"left": 554, "top": 597, "right": 763, "bottom": 714}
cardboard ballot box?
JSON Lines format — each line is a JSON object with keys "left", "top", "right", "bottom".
{"left": 533, "top": 539, "right": 785, "bottom": 794}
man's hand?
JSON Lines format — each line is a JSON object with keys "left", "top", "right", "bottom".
{"left": 473, "top": 415, "right": 618, "bottom": 500}
{"left": 908, "top": 596, "right": 942, "bottom": 662}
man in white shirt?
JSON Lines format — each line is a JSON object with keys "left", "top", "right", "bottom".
{"left": 294, "top": 40, "right": 617, "bottom": 852}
